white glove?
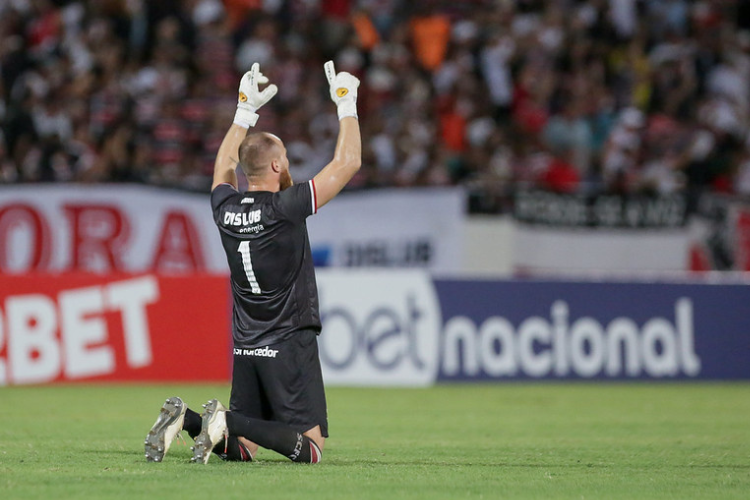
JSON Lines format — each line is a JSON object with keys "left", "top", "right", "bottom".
{"left": 324, "top": 60, "right": 359, "bottom": 120}
{"left": 233, "top": 63, "right": 278, "bottom": 128}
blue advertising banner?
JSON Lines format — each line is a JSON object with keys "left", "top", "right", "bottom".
{"left": 316, "top": 271, "right": 750, "bottom": 384}
{"left": 434, "top": 280, "right": 750, "bottom": 381}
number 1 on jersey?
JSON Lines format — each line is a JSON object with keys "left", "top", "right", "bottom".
{"left": 238, "top": 241, "right": 262, "bottom": 294}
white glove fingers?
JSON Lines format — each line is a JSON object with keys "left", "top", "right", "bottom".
{"left": 240, "top": 70, "right": 253, "bottom": 90}
{"left": 259, "top": 84, "right": 278, "bottom": 106}
{"left": 324, "top": 60, "right": 336, "bottom": 84}
{"left": 347, "top": 74, "right": 361, "bottom": 89}
{"left": 249, "top": 62, "right": 260, "bottom": 89}
{"left": 235, "top": 63, "right": 276, "bottom": 126}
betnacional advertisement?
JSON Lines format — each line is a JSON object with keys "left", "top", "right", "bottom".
{"left": 431, "top": 279, "right": 746, "bottom": 381}
{"left": 316, "top": 271, "right": 442, "bottom": 386}
{"left": 315, "top": 272, "right": 750, "bottom": 384}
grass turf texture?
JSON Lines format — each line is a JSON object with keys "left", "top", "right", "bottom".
{"left": 0, "top": 384, "right": 748, "bottom": 499}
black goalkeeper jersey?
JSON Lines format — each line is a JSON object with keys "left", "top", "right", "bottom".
{"left": 211, "top": 181, "right": 321, "bottom": 349}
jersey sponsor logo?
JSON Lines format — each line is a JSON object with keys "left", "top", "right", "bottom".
{"left": 238, "top": 225, "right": 264, "bottom": 234}
{"left": 224, "top": 209, "right": 261, "bottom": 227}
{"left": 233, "top": 346, "right": 279, "bottom": 358}
{"left": 240, "top": 197, "right": 255, "bottom": 204}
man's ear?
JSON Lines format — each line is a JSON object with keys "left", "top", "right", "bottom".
{"left": 270, "top": 159, "right": 281, "bottom": 173}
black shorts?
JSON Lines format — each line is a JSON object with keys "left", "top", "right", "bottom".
{"left": 229, "top": 330, "right": 328, "bottom": 437}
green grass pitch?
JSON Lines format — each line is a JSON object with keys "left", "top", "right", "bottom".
{"left": 1, "top": 383, "right": 748, "bottom": 499}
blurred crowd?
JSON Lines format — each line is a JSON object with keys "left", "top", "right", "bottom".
{"left": 1, "top": 0, "right": 750, "bottom": 210}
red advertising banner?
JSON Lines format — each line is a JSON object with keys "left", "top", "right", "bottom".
{"left": 0, "top": 273, "right": 231, "bottom": 385}
{"left": 0, "top": 185, "right": 227, "bottom": 274}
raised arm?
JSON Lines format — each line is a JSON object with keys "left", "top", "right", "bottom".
{"left": 313, "top": 61, "right": 362, "bottom": 209}
{"left": 212, "top": 63, "right": 278, "bottom": 191}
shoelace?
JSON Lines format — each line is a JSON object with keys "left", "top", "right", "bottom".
{"left": 174, "top": 431, "right": 187, "bottom": 446}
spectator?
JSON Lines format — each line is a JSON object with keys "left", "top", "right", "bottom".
{"left": 409, "top": 6, "right": 451, "bottom": 72}
{"left": 0, "top": 0, "right": 747, "bottom": 208}
{"left": 542, "top": 98, "right": 593, "bottom": 175}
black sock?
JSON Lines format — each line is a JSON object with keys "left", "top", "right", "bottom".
{"left": 183, "top": 408, "right": 202, "bottom": 439}
{"left": 185, "top": 407, "right": 251, "bottom": 461}
{"left": 212, "top": 435, "right": 253, "bottom": 462}
{"left": 225, "top": 412, "right": 322, "bottom": 463}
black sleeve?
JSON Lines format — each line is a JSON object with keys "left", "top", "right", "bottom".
{"left": 211, "top": 183, "right": 238, "bottom": 223}
{"left": 274, "top": 180, "right": 317, "bottom": 223}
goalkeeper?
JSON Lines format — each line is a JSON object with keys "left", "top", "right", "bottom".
{"left": 145, "top": 61, "right": 361, "bottom": 464}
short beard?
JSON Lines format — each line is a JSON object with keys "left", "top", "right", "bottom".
{"left": 279, "top": 169, "right": 293, "bottom": 191}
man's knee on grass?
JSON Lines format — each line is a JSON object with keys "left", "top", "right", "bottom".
{"left": 224, "top": 412, "right": 323, "bottom": 463}
{"left": 211, "top": 432, "right": 321, "bottom": 463}
{"left": 289, "top": 433, "right": 322, "bottom": 464}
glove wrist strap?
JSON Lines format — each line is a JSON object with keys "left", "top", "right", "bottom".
{"left": 337, "top": 100, "right": 358, "bottom": 120}
{"left": 234, "top": 104, "right": 259, "bottom": 128}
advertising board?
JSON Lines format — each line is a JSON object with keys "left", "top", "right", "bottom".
{"left": 0, "top": 274, "right": 230, "bottom": 385}
{"left": 2, "top": 271, "right": 747, "bottom": 386}
{"left": 316, "top": 272, "right": 750, "bottom": 384}
{"left": 0, "top": 185, "right": 465, "bottom": 274}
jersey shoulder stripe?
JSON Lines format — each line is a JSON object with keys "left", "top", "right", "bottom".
{"left": 309, "top": 180, "right": 317, "bottom": 215}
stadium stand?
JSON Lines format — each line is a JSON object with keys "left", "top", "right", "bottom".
{"left": 1, "top": 0, "right": 749, "bottom": 212}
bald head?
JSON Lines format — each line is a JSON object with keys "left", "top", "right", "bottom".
{"left": 238, "top": 132, "right": 284, "bottom": 178}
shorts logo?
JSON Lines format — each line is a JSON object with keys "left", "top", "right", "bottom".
{"left": 336, "top": 88, "right": 348, "bottom": 97}
{"left": 234, "top": 347, "right": 279, "bottom": 358}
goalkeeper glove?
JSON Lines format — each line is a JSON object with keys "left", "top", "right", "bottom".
{"left": 324, "top": 60, "right": 359, "bottom": 120}
{"left": 233, "top": 63, "right": 278, "bottom": 128}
